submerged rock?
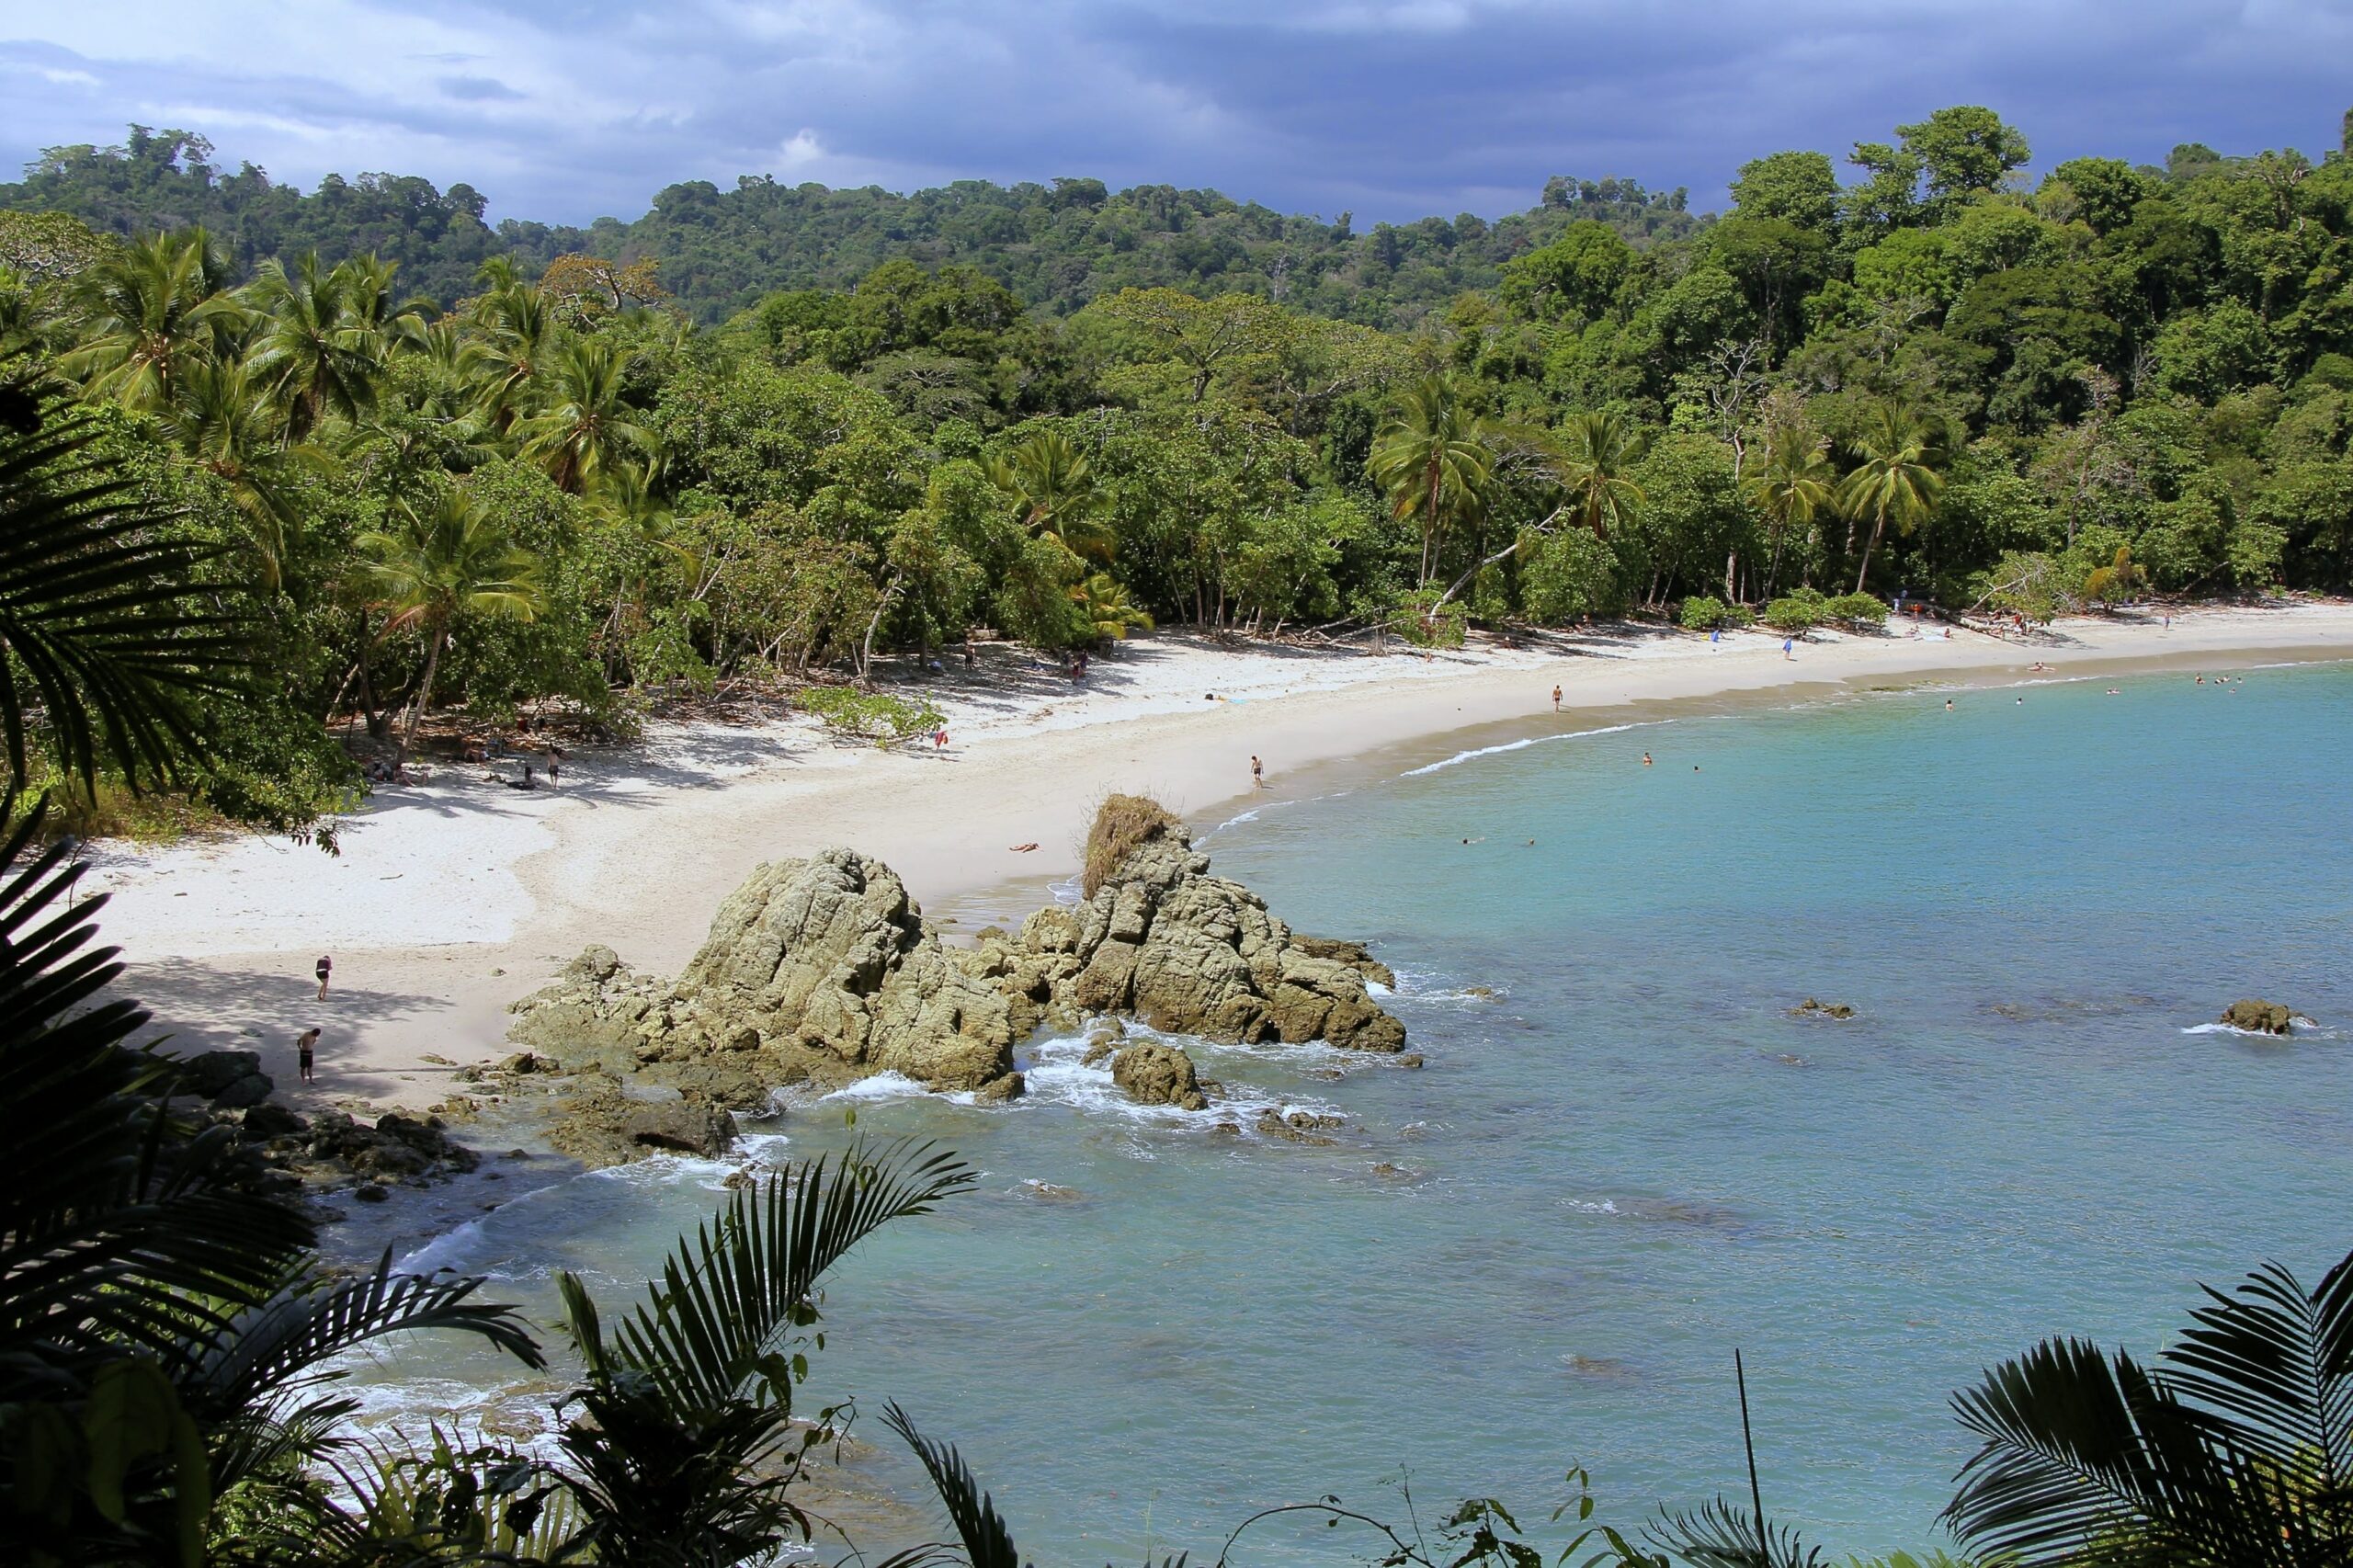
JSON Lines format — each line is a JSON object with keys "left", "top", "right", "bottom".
{"left": 1790, "top": 998, "right": 1857, "bottom": 1020}
{"left": 1110, "top": 1042, "right": 1209, "bottom": 1111}
{"left": 2221, "top": 998, "right": 2300, "bottom": 1035}
{"left": 545, "top": 1080, "right": 739, "bottom": 1168}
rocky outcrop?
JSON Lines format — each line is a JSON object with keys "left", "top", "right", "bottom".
{"left": 543, "top": 1080, "right": 739, "bottom": 1168}
{"left": 1111, "top": 1042, "right": 1208, "bottom": 1110}
{"left": 965, "top": 822, "right": 1406, "bottom": 1054}
{"left": 2221, "top": 998, "right": 2300, "bottom": 1035}
{"left": 1791, "top": 998, "right": 1856, "bottom": 1020}
{"left": 509, "top": 849, "right": 1020, "bottom": 1109}
{"left": 503, "top": 808, "right": 1404, "bottom": 1141}
{"left": 178, "top": 1049, "right": 276, "bottom": 1109}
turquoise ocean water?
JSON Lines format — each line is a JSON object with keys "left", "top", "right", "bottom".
{"left": 381, "top": 659, "right": 2353, "bottom": 1562}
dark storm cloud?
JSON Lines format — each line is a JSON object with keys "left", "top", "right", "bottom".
{"left": 4, "top": 2, "right": 2347, "bottom": 226}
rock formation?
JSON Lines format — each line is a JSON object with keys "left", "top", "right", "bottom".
{"left": 509, "top": 848, "right": 1023, "bottom": 1108}
{"left": 964, "top": 801, "right": 1405, "bottom": 1052}
{"left": 503, "top": 798, "right": 1405, "bottom": 1157}
{"left": 1111, "top": 1041, "right": 1208, "bottom": 1110}
{"left": 2220, "top": 998, "right": 2300, "bottom": 1035}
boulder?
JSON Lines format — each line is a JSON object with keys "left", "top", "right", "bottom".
{"left": 1289, "top": 936, "right": 1397, "bottom": 989}
{"left": 180, "top": 1049, "right": 263, "bottom": 1097}
{"left": 509, "top": 848, "right": 1017, "bottom": 1110}
{"left": 1791, "top": 998, "right": 1856, "bottom": 1020}
{"left": 2221, "top": 998, "right": 2298, "bottom": 1036}
{"left": 986, "top": 817, "right": 1406, "bottom": 1054}
{"left": 1110, "top": 1043, "right": 1208, "bottom": 1111}
{"left": 547, "top": 1081, "right": 740, "bottom": 1168}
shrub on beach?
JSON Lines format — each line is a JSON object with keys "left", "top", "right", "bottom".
{"left": 1084, "top": 793, "right": 1181, "bottom": 897}
{"left": 1677, "top": 596, "right": 1753, "bottom": 631}
{"left": 1762, "top": 589, "right": 1827, "bottom": 633}
{"left": 799, "top": 686, "right": 944, "bottom": 747}
{"left": 1820, "top": 592, "right": 1887, "bottom": 630}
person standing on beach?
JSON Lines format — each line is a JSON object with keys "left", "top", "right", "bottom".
{"left": 1552, "top": 685, "right": 1562, "bottom": 712}
{"left": 1251, "top": 755, "right": 1264, "bottom": 789}
{"left": 1782, "top": 637, "right": 1793, "bottom": 660}
{"left": 297, "top": 1027, "right": 319, "bottom": 1085}
{"left": 315, "top": 953, "right": 332, "bottom": 999}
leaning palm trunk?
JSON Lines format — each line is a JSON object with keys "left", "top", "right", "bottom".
{"left": 1854, "top": 506, "right": 1888, "bottom": 595}
{"left": 402, "top": 621, "right": 444, "bottom": 754}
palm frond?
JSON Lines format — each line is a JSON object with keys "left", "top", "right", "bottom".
{"left": 881, "top": 1402, "right": 1026, "bottom": 1568}
{"left": 0, "top": 366, "right": 250, "bottom": 794}
{"left": 1943, "top": 1335, "right": 2278, "bottom": 1566}
{"left": 591, "top": 1139, "right": 973, "bottom": 1412}
{"left": 2161, "top": 1255, "right": 2353, "bottom": 1500}
{"left": 173, "top": 1249, "right": 544, "bottom": 1434}
{"left": 1643, "top": 1496, "right": 1822, "bottom": 1568}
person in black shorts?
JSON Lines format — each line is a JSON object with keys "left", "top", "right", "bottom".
{"left": 297, "top": 1027, "right": 320, "bottom": 1084}
{"left": 315, "top": 954, "right": 333, "bottom": 999}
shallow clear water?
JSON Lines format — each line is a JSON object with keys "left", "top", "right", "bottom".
{"left": 378, "top": 661, "right": 2353, "bottom": 1562}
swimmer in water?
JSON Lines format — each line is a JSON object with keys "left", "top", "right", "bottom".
{"left": 1945, "top": 699, "right": 1954, "bottom": 710}
{"left": 1642, "top": 752, "right": 1653, "bottom": 766}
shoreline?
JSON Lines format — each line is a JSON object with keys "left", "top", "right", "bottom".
{"left": 88, "top": 601, "right": 2353, "bottom": 1111}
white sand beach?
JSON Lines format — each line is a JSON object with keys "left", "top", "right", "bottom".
{"left": 86, "top": 601, "right": 2353, "bottom": 1108}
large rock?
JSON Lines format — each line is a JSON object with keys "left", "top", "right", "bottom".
{"left": 510, "top": 848, "right": 1017, "bottom": 1108}
{"left": 972, "top": 824, "right": 1406, "bottom": 1054}
{"left": 546, "top": 1081, "right": 739, "bottom": 1168}
{"left": 1111, "top": 1042, "right": 1208, "bottom": 1110}
{"left": 2221, "top": 998, "right": 2299, "bottom": 1036}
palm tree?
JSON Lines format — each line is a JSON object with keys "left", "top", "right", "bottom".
{"left": 62, "top": 229, "right": 237, "bottom": 413}
{"left": 464, "top": 273, "right": 557, "bottom": 434}
{"left": 0, "top": 359, "right": 247, "bottom": 794}
{"left": 151, "top": 356, "right": 312, "bottom": 593}
{"left": 356, "top": 483, "right": 545, "bottom": 750}
{"left": 1745, "top": 426, "right": 1836, "bottom": 597}
{"left": 540, "top": 1142, "right": 973, "bottom": 1565}
{"left": 1368, "top": 376, "right": 1495, "bottom": 586}
{"left": 1076, "top": 572, "right": 1154, "bottom": 642}
{"left": 1944, "top": 1245, "right": 2353, "bottom": 1566}
{"left": 0, "top": 721, "right": 536, "bottom": 1560}
{"left": 513, "top": 335, "right": 652, "bottom": 494}
{"left": 244, "top": 252, "right": 384, "bottom": 438}
{"left": 990, "top": 427, "right": 1115, "bottom": 562}
{"left": 1836, "top": 403, "right": 1943, "bottom": 595}
{"left": 1555, "top": 410, "right": 1646, "bottom": 538}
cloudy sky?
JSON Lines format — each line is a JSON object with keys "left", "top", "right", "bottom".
{"left": 4, "top": 2, "right": 2349, "bottom": 227}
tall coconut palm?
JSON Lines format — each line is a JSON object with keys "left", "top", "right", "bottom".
{"left": 512, "top": 335, "right": 652, "bottom": 494}
{"left": 62, "top": 229, "right": 237, "bottom": 413}
{"left": 356, "top": 483, "right": 545, "bottom": 750}
{"left": 1745, "top": 426, "right": 1836, "bottom": 596}
{"left": 1836, "top": 403, "right": 1943, "bottom": 594}
{"left": 989, "top": 427, "right": 1115, "bottom": 562}
{"left": 1944, "top": 1245, "right": 2353, "bottom": 1566}
{"left": 1368, "top": 376, "right": 1495, "bottom": 586}
{"left": 1555, "top": 410, "right": 1646, "bottom": 538}
{"left": 151, "top": 356, "right": 306, "bottom": 593}
{"left": 464, "top": 274, "right": 557, "bottom": 434}
{"left": 243, "top": 252, "right": 383, "bottom": 438}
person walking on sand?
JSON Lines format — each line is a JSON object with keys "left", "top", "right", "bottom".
{"left": 297, "top": 1027, "right": 319, "bottom": 1085}
{"left": 1251, "top": 755, "right": 1264, "bottom": 790}
{"left": 1552, "top": 685, "right": 1562, "bottom": 712}
{"left": 1782, "top": 637, "right": 1793, "bottom": 660}
{"left": 315, "top": 953, "right": 332, "bottom": 1000}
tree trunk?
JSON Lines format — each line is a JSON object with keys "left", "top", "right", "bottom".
{"left": 1855, "top": 510, "right": 1886, "bottom": 595}
{"left": 1725, "top": 546, "right": 1738, "bottom": 604}
{"left": 402, "top": 625, "right": 444, "bottom": 756}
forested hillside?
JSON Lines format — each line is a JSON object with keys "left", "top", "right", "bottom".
{"left": 1, "top": 105, "right": 2348, "bottom": 843}
{"left": 0, "top": 127, "right": 1698, "bottom": 323}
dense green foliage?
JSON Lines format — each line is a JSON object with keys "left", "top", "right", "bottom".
{"left": 2, "top": 105, "right": 2349, "bottom": 837}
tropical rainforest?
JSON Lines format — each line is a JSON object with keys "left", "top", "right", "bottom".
{"left": 2, "top": 105, "right": 2350, "bottom": 839}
